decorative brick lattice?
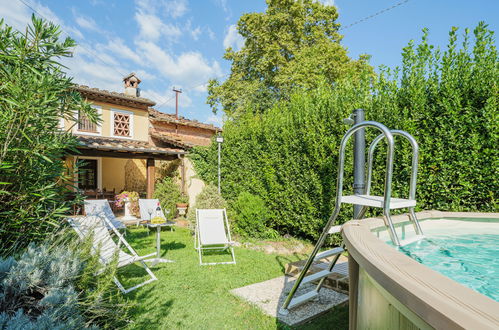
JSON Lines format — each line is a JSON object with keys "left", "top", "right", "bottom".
{"left": 114, "top": 112, "right": 130, "bottom": 137}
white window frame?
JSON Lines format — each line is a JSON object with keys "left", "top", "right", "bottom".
{"left": 74, "top": 156, "right": 102, "bottom": 191}
{"left": 74, "top": 105, "right": 102, "bottom": 136}
{"left": 110, "top": 108, "right": 134, "bottom": 139}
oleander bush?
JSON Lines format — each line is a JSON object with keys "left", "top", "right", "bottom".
{"left": 192, "top": 23, "right": 498, "bottom": 240}
{"left": 0, "top": 16, "right": 98, "bottom": 254}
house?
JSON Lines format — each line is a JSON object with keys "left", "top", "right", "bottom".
{"left": 63, "top": 73, "right": 219, "bottom": 201}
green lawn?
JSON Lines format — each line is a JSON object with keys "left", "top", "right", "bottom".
{"left": 119, "top": 227, "right": 348, "bottom": 329}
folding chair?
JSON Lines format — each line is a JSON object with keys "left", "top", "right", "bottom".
{"left": 195, "top": 209, "right": 236, "bottom": 266}
{"left": 84, "top": 199, "right": 126, "bottom": 231}
{"left": 67, "top": 215, "right": 157, "bottom": 294}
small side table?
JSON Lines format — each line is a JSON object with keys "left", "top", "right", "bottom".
{"left": 144, "top": 222, "right": 175, "bottom": 265}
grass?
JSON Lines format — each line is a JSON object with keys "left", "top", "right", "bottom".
{"left": 119, "top": 226, "right": 348, "bottom": 329}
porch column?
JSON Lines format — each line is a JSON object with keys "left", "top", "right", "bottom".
{"left": 146, "top": 158, "right": 155, "bottom": 198}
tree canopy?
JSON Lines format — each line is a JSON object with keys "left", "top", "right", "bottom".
{"left": 207, "top": 0, "right": 371, "bottom": 117}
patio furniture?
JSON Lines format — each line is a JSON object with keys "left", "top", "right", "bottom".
{"left": 67, "top": 215, "right": 157, "bottom": 294}
{"left": 84, "top": 199, "right": 126, "bottom": 231}
{"left": 138, "top": 199, "right": 169, "bottom": 226}
{"left": 195, "top": 209, "right": 236, "bottom": 266}
{"left": 145, "top": 222, "right": 175, "bottom": 266}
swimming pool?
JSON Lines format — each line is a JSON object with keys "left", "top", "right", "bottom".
{"left": 396, "top": 219, "right": 499, "bottom": 301}
{"left": 343, "top": 211, "right": 499, "bottom": 329}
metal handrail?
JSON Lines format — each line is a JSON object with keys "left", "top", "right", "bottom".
{"left": 366, "top": 130, "right": 419, "bottom": 200}
{"left": 365, "top": 130, "right": 423, "bottom": 236}
{"left": 281, "top": 121, "right": 396, "bottom": 312}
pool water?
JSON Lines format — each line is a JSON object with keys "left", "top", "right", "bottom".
{"left": 382, "top": 219, "right": 499, "bottom": 302}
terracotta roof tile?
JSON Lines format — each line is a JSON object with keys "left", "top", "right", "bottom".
{"left": 74, "top": 85, "right": 156, "bottom": 107}
{"left": 76, "top": 135, "right": 185, "bottom": 156}
{"left": 149, "top": 108, "right": 220, "bottom": 131}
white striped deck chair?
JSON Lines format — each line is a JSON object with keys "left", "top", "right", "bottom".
{"left": 84, "top": 199, "right": 126, "bottom": 231}
{"left": 67, "top": 215, "right": 157, "bottom": 294}
{"left": 195, "top": 209, "right": 236, "bottom": 266}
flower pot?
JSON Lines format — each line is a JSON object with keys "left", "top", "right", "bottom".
{"left": 176, "top": 203, "right": 188, "bottom": 217}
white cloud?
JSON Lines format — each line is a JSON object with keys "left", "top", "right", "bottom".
{"left": 162, "top": 0, "right": 188, "bottom": 18}
{"left": 105, "top": 38, "right": 142, "bottom": 64}
{"left": 205, "top": 113, "right": 224, "bottom": 127}
{"left": 136, "top": 41, "right": 222, "bottom": 91}
{"left": 134, "top": 10, "right": 181, "bottom": 42}
{"left": 0, "top": 0, "right": 83, "bottom": 39}
{"left": 191, "top": 26, "right": 202, "bottom": 40}
{"left": 75, "top": 15, "right": 97, "bottom": 31}
{"left": 206, "top": 27, "right": 216, "bottom": 40}
{"left": 223, "top": 24, "right": 244, "bottom": 50}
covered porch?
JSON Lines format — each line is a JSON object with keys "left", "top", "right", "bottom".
{"left": 69, "top": 135, "right": 186, "bottom": 201}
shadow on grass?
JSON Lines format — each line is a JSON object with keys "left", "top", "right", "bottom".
{"left": 126, "top": 284, "right": 174, "bottom": 329}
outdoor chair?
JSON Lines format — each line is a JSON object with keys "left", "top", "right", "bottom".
{"left": 67, "top": 215, "right": 157, "bottom": 294}
{"left": 195, "top": 209, "right": 236, "bottom": 266}
{"left": 84, "top": 199, "right": 126, "bottom": 231}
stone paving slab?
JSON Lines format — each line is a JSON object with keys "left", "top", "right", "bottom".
{"left": 231, "top": 275, "right": 348, "bottom": 326}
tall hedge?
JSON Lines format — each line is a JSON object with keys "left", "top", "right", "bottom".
{"left": 191, "top": 23, "right": 498, "bottom": 240}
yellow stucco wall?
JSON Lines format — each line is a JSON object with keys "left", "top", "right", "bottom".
{"left": 68, "top": 156, "right": 147, "bottom": 193}
{"left": 64, "top": 100, "right": 149, "bottom": 142}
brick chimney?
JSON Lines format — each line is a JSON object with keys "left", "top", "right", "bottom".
{"left": 123, "top": 72, "right": 141, "bottom": 97}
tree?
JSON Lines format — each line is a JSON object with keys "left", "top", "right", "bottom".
{"left": 207, "top": 0, "right": 371, "bottom": 117}
{"left": 0, "top": 16, "right": 98, "bottom": 254}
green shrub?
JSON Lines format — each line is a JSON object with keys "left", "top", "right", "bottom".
{"left": 192, "top": 23, "right": 498, "bottom": 240}
{"left": 0, "top": 16, "right": 98, "bottom": 254}
{"left": 186, "top": 185, "right": 227, "bottom": 224}
{"left": 231, "top": 192, "right": 278, "bottom": 239}
{"left": 0, "top": 235, "right": 129, "bottom": 329}
{"left": 154, "top": 177, "right": 187, "bottom": 218}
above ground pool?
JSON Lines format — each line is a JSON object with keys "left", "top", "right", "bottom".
{"left": 343, "top": 211, "right": 499, "bottom": 330}
{"left": 375, "top": 217, "right": 499, "bottom": 302}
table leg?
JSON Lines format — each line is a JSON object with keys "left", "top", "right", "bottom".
{"left": 145, "top": 225, "right": 174, "bottom": 265}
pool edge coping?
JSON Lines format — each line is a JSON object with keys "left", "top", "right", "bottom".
{"left": 342, "top": 210, "right": 499, "bottom": 330}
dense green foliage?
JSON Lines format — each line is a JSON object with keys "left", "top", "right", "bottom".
{"left": 232, "top": 190, "right": 281, "bottom": 239}
{"left": 186, "top": 184, "right": 227, "bottom": 224}
{"left": 193, "top": 23, "right": 498, "bottom": 240}
{"left": 0, "top": 16, "right": 97, "bottom": 254}
{"left": 154, "top": 176, "right": 187, "bottom": 218}
{"left": 207, "top": 0, "right": 370, "bottom": 117}
{"left": 0, "top": 236, "right": 129, "bottom": 329}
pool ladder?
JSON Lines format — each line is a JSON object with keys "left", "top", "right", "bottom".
{"left": 279, "top": 121, "right": 424, "bottom": 315}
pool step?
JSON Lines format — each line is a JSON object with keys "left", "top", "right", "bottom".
{"left": 314, "top": 247, "right": 344, "bottom": 261}
{"left": 399, "top": 235, "right": 425, "bottom": 246}
{"left": 341, "top": 195, "right": 416, "bottom": 210}
{"left": 285, "top": 291, "right": 319, "bottom": 310}
{"left": 328, "top": 225, "right": 342, "bottom": 234}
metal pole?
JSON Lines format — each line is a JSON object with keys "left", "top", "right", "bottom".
{"left": 353, "top": 109, "right": 365, "bottom": 219}
{"left": 217, "top": 140, "right": 221, "bottom": 194}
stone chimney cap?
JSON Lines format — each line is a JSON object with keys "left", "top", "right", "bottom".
{"left": 123, "top": 72, "right": 141, "bottom": 83}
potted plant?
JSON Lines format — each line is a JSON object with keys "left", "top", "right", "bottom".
{"left": 175, "top": 194, "right": 189, "bottom": 217}
{"left": 115, "top": 191, "right": 139, "bottom": 220}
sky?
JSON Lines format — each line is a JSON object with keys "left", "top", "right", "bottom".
{"left": 1, "top": 0, "right": 498, "bottom": 127}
